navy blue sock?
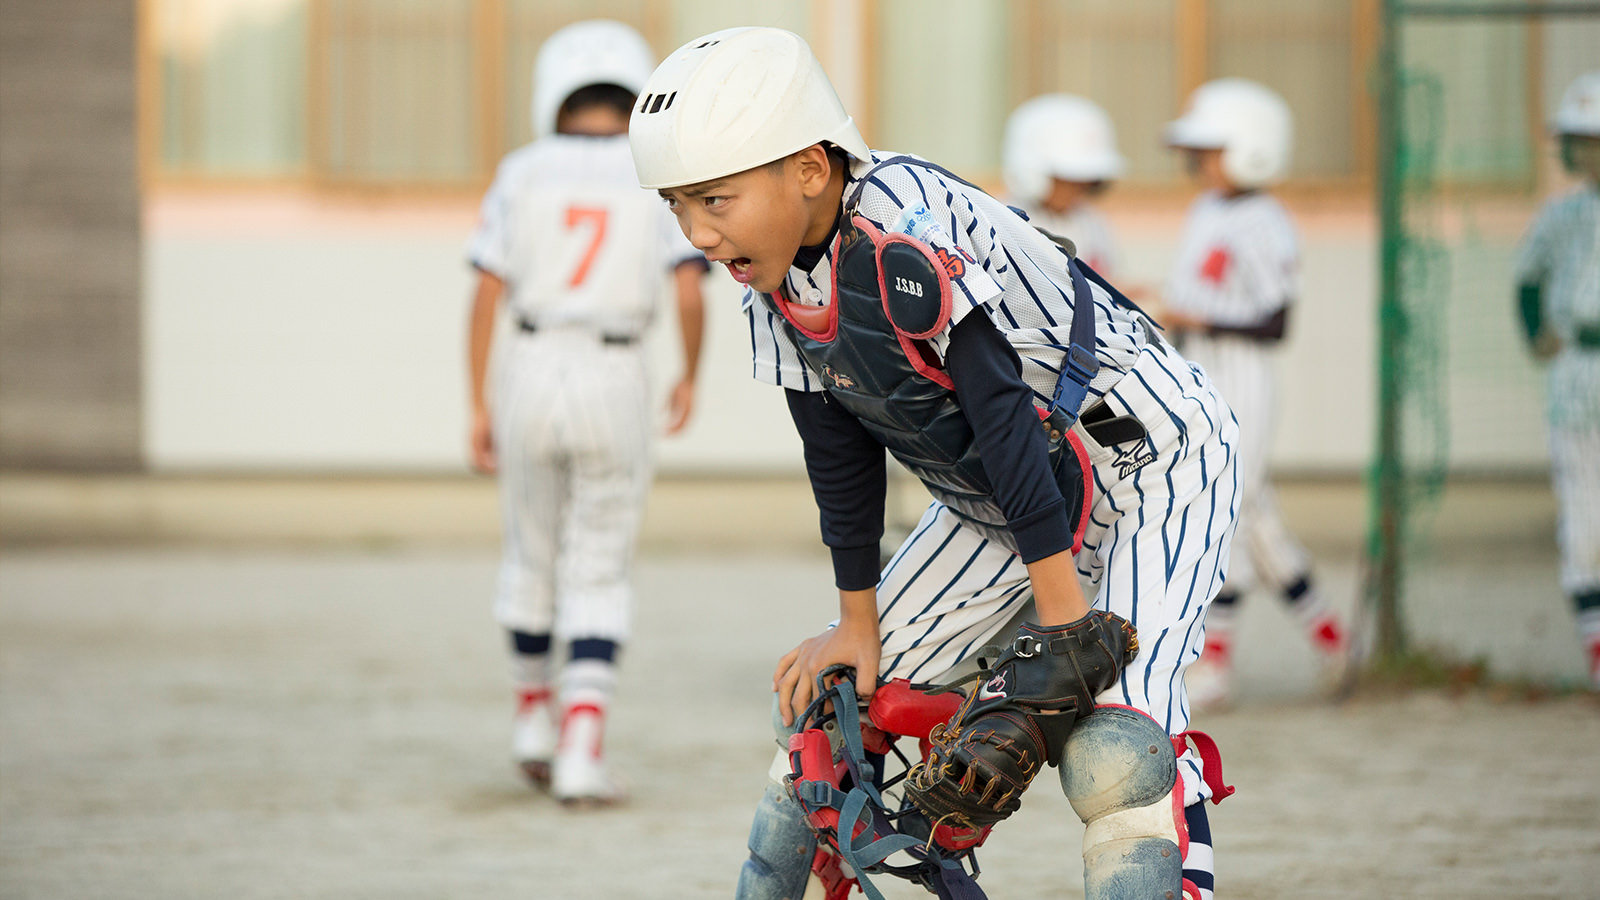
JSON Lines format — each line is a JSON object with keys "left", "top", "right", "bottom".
{"left": 1183, "top": 801, "right": 1215, "bottom": 899}
{"left": 510, "top": 631, "right": 552, "bottom": 656}
{"left": 569, "top": 637, "right": 618, "bottom": 662}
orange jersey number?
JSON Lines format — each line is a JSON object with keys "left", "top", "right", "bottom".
{"left": 564, "top": 206, "right": 610, "bottom": 288}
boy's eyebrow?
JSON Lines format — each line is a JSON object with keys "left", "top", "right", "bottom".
{"left": 663, "top": 180, "right": 730, "bottom": 199}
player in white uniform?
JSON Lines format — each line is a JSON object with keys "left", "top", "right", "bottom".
{"left": 631, "top": 29, "right": 1239, "bottom": 900}
{"left": 1160, "top": 79, "right": 1347, "bottom": 709}
{"left": 1002, "top": 94, "right": 1125, "bottom": 277}
{"left": 1514, "top": 70, "right": 1600, "bottom": 690}
{"left": 465, "top": 20, "right": 707, "bottom": 804}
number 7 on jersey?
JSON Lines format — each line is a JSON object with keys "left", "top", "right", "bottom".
{"left": 564, "top": 206, "right": 609, "bottom": 288}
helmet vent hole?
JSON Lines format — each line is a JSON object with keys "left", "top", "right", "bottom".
{"left": 693, "top": 39, "right": 721, "bottom": 49}
{"left": 639, "top": 92, "right": 676, "bottom": 115}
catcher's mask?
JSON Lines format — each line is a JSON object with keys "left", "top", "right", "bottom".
{"left": 785, "top": 665, "right": 994, "bottom": 900}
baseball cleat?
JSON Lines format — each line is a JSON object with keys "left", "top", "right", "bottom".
{"left": 551, "top": 705, "right": 626, "bottom": 806}
{"left": 512, "top": 688, "right": 555, "bottom": 788}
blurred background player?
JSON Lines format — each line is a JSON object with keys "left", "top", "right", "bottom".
{"left": 464, "top": 20, "right": 708, "bottom": 803}
{"left": 1160, "top": 78, "right": 1347, "bottom": 709}
{"left": 1001, "top": 94, "right": 1126, "bottom": 277}
{"left": 1514, "top": 69, "right": 1600, "bottom": 690}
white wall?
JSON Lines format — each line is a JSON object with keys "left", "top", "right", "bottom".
{"left": 144, "top": 192, "right": 1389, "bottom": 475}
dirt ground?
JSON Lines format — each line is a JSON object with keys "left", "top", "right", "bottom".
{"left": 1, "top": 477, "right": 1597, "bottom": 898}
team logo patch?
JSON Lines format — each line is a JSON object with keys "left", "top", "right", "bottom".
{"left": 890, "top": 204, "right": 941, "bottom": 242}
{"left": 933, "top": 247, "right": 967, "bottom": 280}
{"left": 891, "top": 205, "right": 976, "bottom": 280}
{"left": 821, "top": 364, "right": 857, "bottom": 390}
{"left": 1113, "top": 442, "right": 1156, "bottom": 479}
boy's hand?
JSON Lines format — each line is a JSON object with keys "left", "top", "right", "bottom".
{"left": 1533, "top": 331, "right": 1562, "bottom": 361}
{"left": 470, "top": 409, "right": 496, "bottom": 475}
{"left": 664, "top": 378, "right": 695, "bottom": 435}
{"left": 774, "top": 616, "right": 881, "bottom": 727}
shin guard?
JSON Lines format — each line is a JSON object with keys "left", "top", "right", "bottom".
{"left": 1060, "top": 707, "right": 1184, "bottom": 900}
{"left": 737, "top": 777, "right": 819, "bottom": 900}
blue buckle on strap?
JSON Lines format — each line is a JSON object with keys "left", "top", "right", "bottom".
{"left": 1046, "top": 258, "right": 1101, "bottom": 425}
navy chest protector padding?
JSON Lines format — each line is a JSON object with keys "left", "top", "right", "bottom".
{"left": 880, "top": 240, "right": 950, "bottom": 338}
{"left": 763, "top": 156, "right": 1101, "bottom": 547}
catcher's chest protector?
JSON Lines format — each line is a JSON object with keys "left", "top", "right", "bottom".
{"left": 763, "top": 213, "right": 1020, "bottom": 540}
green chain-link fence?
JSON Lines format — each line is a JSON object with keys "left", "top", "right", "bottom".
{"left": 1367, "top": 0, "right": 1600, "bottom": 680}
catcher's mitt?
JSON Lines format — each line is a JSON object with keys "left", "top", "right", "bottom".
{"left": 903, "top": 612, "right": 1137, "bottom": 830}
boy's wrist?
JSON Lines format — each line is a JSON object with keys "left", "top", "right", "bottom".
{"left": 836, "top": 587, "right": 879, "bottom": 627}
{"left": 831, "top": 544, "right": 881, "bottom": 591}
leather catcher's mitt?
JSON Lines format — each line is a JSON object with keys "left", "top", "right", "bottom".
{"left": 903, "top": 612, "right": 1138, "bottom": 830}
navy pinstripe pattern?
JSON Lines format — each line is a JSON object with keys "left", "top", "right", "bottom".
{"left": 864, "top": 340, "right": 1240, "bottom": 805}
{"left": 744, "top": 151, "right": 1148, "bottom": 411}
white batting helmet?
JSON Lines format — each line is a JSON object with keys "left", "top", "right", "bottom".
{"left": 1002, "top": 94, "right": 1125, "bottom": 202}
{"left": 1554, "top": 70, "right": 1600, "bottom": 137}
{"left": 532, "top": 20, "right": 655, "bottom": 139}
{"left": 1165, "top": 78, "right": 1293, "bottom": 189}
{"left": 628, "top": 27, "right": 871, "bottom": 190}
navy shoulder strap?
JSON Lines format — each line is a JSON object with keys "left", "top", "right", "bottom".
{"left": 844, "top": 154, "right": 1100, "bottom": 425}
{"left": 844, "top": 154, "right": 983, "bottom": 211}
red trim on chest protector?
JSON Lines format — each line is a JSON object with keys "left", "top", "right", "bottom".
{"left": 768, "top": 225, "right": 850, "bottom": 343}
{"left": 874, "top": 222, "right": 956, "bottom": 390}
{"left": 770, "top": 216, "right": 958, "bottom": 391}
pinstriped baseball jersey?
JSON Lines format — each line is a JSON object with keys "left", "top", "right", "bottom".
{"left": 1008, "top": 201, "right": 1122, "bottom": 278}
{"left": 469, "top": 135, "right": 699, "bottom": 336}
{"left": 1164, "top": 190, "right": 1297, "bottom": 327}
{"left": 1515, "top": 185, "right": 1600, "bottom": 429}
{"left": 742, "top": 151, "right": 1151, "bottom": 409}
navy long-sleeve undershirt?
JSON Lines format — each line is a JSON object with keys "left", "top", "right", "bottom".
{"left": 786, "top": 311, "right": 1075, "bottom": 591}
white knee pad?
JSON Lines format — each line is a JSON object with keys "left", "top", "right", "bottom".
{"left": 1060, "top": 706, "right": 1185, "bottom": 900}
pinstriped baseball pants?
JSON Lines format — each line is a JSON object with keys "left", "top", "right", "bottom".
{"left": 1552, "top": 424, "right": 1600, "bottom": 595}
{"left": 490, "top": 329, "right": 652, "bottom": 643}
{"left": 1179, "top": 334, "right": 1309, "bottom": 593}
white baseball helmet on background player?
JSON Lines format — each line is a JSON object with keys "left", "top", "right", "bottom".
{"left": 1553, "top": 69, "right": 1600, "bottom": 177}
{"left": 630, "top": 27, "right": 870, "bottom": 190}
{"left": 1002, "top": 94, "right": 1125, "bottom": 204}
{"left": 531, "top": 19, "right": 655, "bottom": 138}
{"left": 1165, "top": 78, "right": 1293, "bottom": 190}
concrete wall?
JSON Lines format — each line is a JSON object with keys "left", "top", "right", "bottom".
{"left": 0, "top": 1, "right": 142, "bottom": 469}
{"left": 142, "top": 193, "right": 1409, "bottom": 476}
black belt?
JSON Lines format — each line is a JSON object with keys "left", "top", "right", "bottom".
{"left": 1578, "top": 324, "right": 1600, "bottom": 350}
{"left": 517, "top": 318, "right": 638, "bottom": 346}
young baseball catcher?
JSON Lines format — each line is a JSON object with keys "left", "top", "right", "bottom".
{"left": 630, "top": 27, "right": 1238, "bottom": 900}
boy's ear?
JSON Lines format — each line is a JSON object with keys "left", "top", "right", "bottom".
{"left": 793, "top": 143, "right": 835, "bottom": 197}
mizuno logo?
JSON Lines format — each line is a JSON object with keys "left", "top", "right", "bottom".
{"left": 1113, "top": 443, "right": 1155, "bottom": 479}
